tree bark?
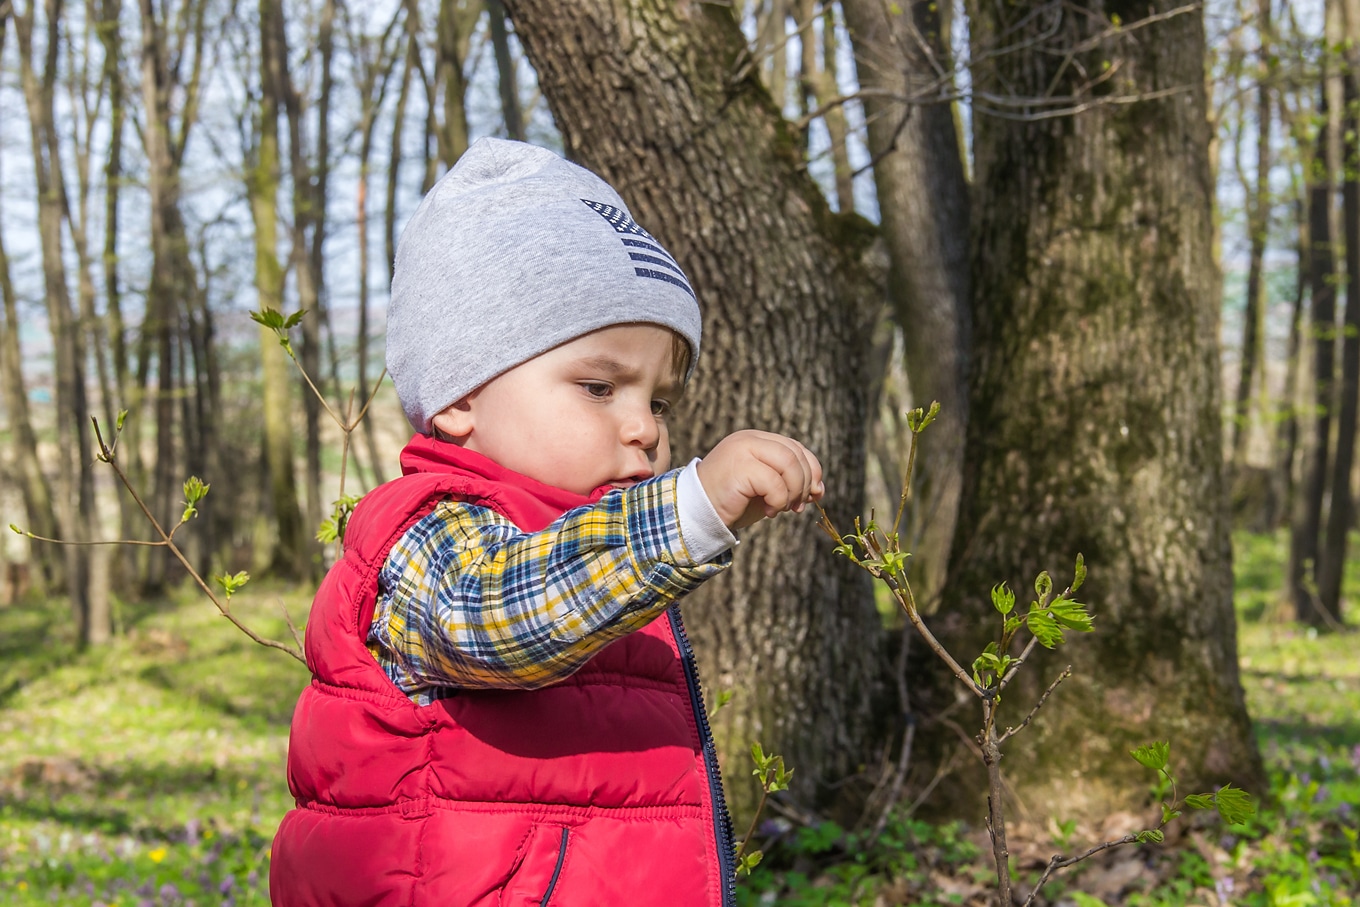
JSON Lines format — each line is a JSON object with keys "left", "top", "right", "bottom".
{"left": 840, "top": 0, "right": 971, "bottom": 612}
{"left": 1230, "top": 0, "right": 1272, "bottom": 468}
{"left": 0, "top": 7, "right": 59, "bottom": 592}
{"left": 136, "top": 0, "right": 207, "bottom": 591}
{"left": 0, "top": 204, "right": 60, "bottom": 591}
{"left": 1291, "top": 84, "right": 1338, "bottom": 626}
{"left": 504, "top": 0, "right": 887, "bottom": 818}
{"left": 487, "top": 0, "right": 526, "bottom": 140}
{"left": 1318, "top": 2, "right": 1360, "bottom": 625}
{"left": 251, "top": 0, "right": 306, "bottom": 578}
{"left": 14, "top": 0, "right": 100, "bottom": 643}
{"left": 941, "top": 0, "right": 1265, "bottom": 816}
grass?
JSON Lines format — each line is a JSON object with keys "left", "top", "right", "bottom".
{"left": 0, "top": 532, "right": 1356, "bottom": 905}
{"left": 0, "top": 581, "right": 310, "bottom": 905}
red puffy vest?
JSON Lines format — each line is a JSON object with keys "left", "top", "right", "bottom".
{"left": 270, "top": 436, "right": 736, "bottom": 906}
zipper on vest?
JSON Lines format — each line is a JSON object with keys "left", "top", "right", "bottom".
{"left": 668, "top": 606, "right": 737, "bottom": 907}
{"left": 539, "top": 827, "right": 569, "bottom": 907}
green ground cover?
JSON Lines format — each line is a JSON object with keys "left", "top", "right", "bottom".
{"left": 0, "top": 532, "right": 1355, "bottom": 905}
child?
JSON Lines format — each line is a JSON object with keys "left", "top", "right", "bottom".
{"left": 270, "top": 138, "right": 823, "bottom": 906}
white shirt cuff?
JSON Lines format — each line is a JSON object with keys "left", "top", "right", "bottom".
{"left": 676, "top": 458, "right": 737, "bottom": 563}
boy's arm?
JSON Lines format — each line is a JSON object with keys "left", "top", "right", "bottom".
{"left": 369, "top": 469, "right": 732, "bottom": 699}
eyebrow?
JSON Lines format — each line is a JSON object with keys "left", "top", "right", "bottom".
{"left": 575, "top": 355, "right": 684, "bottom": 396}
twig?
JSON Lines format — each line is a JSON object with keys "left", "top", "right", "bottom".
{"left": 90, "top": 419, "right": 306, "bottom": 664}
{"left": 735, "top": 787, "right": 770, "bottom": 863}
{"left": 998, "top": 635, "right": 1042, "bottom": 691}
{"left": 999, "top": 667, "right": 1072, "bottom": 744}
{"left": 1021, "top": 834, "right": 1139, "bottom": 907}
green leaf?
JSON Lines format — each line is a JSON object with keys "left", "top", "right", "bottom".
{"left": 183, "top": 476, "right": 210, "bottom": 504}
{"left": 282, "top": 308, "right": 308, "bottom": 330}
{"left": 1034, "top": 570, "right": 1053, "bottom": 602}
{"left": 250, "top": 307, "right": 286, "bottom": 330}
{"left": 1213, "top": 785, "right": 1255, "bottom": 825}
{"left": 1073, "top": 553, "right": 1086, "bottom": 591}
{"left": 116, "top": 409, "right": 128, "bottom": 431}
{"left": 1070, "top": 894, "right": 1111, "bottom": 907}
{"left": 1004, "top": 616, "right": 1021, "bottom": 636}
{"left": 991, "top": 582, "right": 1015, "bottom": 615}
{"left": 882, "top": 549, "right": 910, "bottom": 577}
{"left": 1161, "top": 804, "right": 1181, "bottom": 824}
{"left": 316, "top": 517, "right": 341, "bottom": 544}
{"left": 1135, "top": 829, "right": 1164, "bottom": 844}
{"left": 711, "top": 690, "right": 734, "bottom": 714}
{"left": 737, "top": 849, "right": 763, "bottom": 875}
{"left": 1130, "top": 741, "right": 1170, "bottom": 771}
{"left": 917, "top": 400, "right": 940, "bottom": 431}
{"left": 216, "top": 570, "right": 250, "bottom": 601}
{"left": 1027, "top": 611, "right": 1064, "bottom": 648}
{"left": 769, "top": 759, "right": 793, "bottom": 793}
{"left": 1183, "top": 793, "right": 1215, "bottom": 810}
{"left": 180, "top": 476, "right": 211, "bottom": 523}
{"left": 1049, "top": 598, "right": 1094, "bottom": 632}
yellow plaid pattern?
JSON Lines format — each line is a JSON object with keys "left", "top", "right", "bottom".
{"left": 367, "top": 473, "right": 730, "bottom": 703}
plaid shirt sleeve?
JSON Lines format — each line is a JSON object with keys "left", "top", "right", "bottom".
{"left": 367, "top": 472, "right": 731, "bottom": 702}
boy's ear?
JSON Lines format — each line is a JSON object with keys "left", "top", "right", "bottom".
{"left": 430, "top": 397, "right": 475, "bottom": 441}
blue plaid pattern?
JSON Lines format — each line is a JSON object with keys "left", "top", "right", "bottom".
{"left": 368, "top": 473, "right": 730, "bottom": 703}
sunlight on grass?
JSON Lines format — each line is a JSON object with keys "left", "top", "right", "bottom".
{"left": 0, "top": 582, "right": 310, "bottom": 905}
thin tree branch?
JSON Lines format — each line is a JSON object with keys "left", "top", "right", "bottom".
{"left": 998, "top": 667, "right": 1072, "bottom": 744}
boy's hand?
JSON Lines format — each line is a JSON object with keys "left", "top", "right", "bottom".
{"left": 696, "top": 430, "right": 825, "bottom": 530}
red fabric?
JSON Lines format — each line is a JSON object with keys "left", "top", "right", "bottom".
{"left": 270, "top": 437, "right": 730, "bottom": 906}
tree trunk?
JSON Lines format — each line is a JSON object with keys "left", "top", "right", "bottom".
{"left": 1230, "top": 0, "right": 1272, "bottom": 468}
{"left": 840, "top": 0, "right": 971, "bottom": 612}
{"left": 504, "top": 0, "right": 887, "bottom": 819}
{"left": 15, "top": 0, "right": 99, "bottom": 644}
{"left": 136, "top": 0, "right": 207, "bottom": 591}
{"left": 1291, "top": 85, "right": 1338, "bottom": 626}
{"left": 0, "top": 208, "right": 60, "bottom": 591}
{"left": 1273, "top": 197, "right": 1307, "bottom": 530}
{"left": 941, "top": 0, "right": 1265, "bottom": 817}
{"left": 251, "top": 0, "right": 306, "bottom": 578}
{"left": 1318, "top": 11, "right": 1360, "bottom": 625}
{"left": 274, "top": 0, "right": 326, "bottom": 576}
{"left": 794, "top": 0, "right": 853, "bottom": 214}
{"left": 487, "top": 0, "right": 525, "bottom": 141}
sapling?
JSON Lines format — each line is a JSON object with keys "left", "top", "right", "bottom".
{"left": 13, "top": 308, "right": 385, "bottom": 662}
{"left": 815, "top": 401, "right": 1255, "bottom": 907}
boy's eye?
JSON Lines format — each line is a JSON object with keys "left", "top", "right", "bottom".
{"left": 651, "top": 399, "right": 671, "bottom": 417}
{"left": 582, "top": 382, "right": 612, "bottom": 398}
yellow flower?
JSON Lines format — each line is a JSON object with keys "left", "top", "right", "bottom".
{"left": 16, "top": 880, "right": 28, "bottom": 891}
{"left": 148, "top": 847, "right": 168, "bottom": 863}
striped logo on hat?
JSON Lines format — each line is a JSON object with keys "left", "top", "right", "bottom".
{"left": 581, "top": 199, "right": 695, "bottom": 299}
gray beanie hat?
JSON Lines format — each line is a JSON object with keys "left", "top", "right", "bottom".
{"left": 387, "top": 137, "right": 702, "bottom": 433}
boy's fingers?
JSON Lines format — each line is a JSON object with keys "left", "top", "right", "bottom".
{"left": 751, "top": 436, "right": 815, "bottom": 500}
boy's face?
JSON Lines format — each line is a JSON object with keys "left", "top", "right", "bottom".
{"left": 431, "top": 324, "right": 685, "bottom": 495}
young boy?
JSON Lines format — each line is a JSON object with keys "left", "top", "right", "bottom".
{"left": 270, "top": 138, "right": 823, "bottom": 906}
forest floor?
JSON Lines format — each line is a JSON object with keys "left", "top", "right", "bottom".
{"left": 0, "top": 532, "right": 1355, "bottom": 906}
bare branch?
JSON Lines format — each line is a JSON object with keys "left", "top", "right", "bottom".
{"left": 1022, "top": 834, "right": 1140, "bottom": 907}
{"left": 998, "top": 667, "right": 1072, "bottom": 744}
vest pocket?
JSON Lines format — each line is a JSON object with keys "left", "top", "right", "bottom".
{"left": 499, "top": 824, "right": 570, "bottom": 907}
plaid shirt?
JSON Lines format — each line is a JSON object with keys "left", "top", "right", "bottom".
{"left": 368, "top": 472, "right": 731, "bottom": 703}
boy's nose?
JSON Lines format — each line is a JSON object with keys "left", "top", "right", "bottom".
{"left": 620, "top": 405, "right": 661, "bottom": 451}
